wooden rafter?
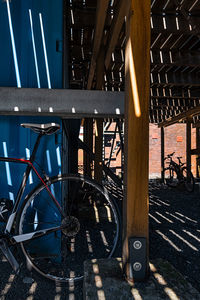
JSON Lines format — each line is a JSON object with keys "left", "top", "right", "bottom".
{"left": 104, "top": 0, "right": 127, "bottom": 70}
{"left": 158, "top": 105, "right": 200, "bottom": 128}
{"left": 87, "top": 0, "right": 110, "bottom": 90}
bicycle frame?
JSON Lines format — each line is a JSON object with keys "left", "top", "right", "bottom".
{"left": 0, "top": 133, "right": 64, "bottom": 243}
{"left": 170, "top": 156, "right": 186, "bottom": 177}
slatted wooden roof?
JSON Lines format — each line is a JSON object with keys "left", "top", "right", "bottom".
{"left": 67, "top": 0, "right": 200, "bottom": 124}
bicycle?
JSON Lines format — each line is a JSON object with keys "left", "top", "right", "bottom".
{"left": 164, "top": 152, "right": 195, "bottom": 192}
{"left": 0, "top": 123, "right": 120, "bottom": 283}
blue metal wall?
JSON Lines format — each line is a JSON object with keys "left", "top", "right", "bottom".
{"left": 0, "top": 0, "right": 63, "bottom": 197}
{"left": 0, "top": 116, "right": 62, "bottom": 201}
{"left": 0, "top": 0, "right": 63, "bottom": 88}
{"left": 0, "top": 0, "right": 64, "bottom": 255}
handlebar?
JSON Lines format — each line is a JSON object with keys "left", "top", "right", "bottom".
{"left": 164, "top": 152, "right": 175, "bottom": 160}
{"left": 164, "top": 152, "right": 185, "bottom": 166}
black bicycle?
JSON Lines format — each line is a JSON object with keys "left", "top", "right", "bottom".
{"left": 0, "top": 123, "right": 120, "bottom": 283}
{"left": 164, "top": 152, "right": 195, "bottom": 192}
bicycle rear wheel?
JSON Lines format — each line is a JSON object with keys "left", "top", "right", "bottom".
{"left": 16, "top": 174, "right": 120, "bottom": 283}
{"left": 182, "top": 167, "right": 195, "bottom": 192}
{"left": 164, "top": 167, "right": 178, "bottom": 187}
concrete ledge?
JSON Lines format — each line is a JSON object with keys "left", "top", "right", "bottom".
{"left": 83, "top": 258, "right": 200, "bottom": 300}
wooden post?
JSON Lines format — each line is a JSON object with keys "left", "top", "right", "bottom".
{"left": 94, "top": 119, "right": 103, "bottom": 182}
{"left": 186, "top": 119, "right": 192, "bottom": 173}
{"left": 84, "top": 118, "right": 93, "bottom": 177}
{"left": 123, "top": 0, "right": 151, "bottom": 281}
{"left": 196, "top": 127, "right": 200, "bottom": 177}
{"left": 94, "top": 46, "right": 105, "bottom": 183}
{"left": 161, "top": 127, "right": 165, "bottom": 182}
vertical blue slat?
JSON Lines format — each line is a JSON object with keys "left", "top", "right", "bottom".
{"left": 0, "top": 0, "right": 64, "bottom": 256}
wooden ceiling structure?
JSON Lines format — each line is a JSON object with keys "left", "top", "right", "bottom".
{"left": 67, "top": 0, "right": 200, "bottom": 125}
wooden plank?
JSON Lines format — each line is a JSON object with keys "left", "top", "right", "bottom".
{"left": 94, "top": 46, "right": 105, "bottom": 183}
{"left": 123, "top": 0, "right": 151, "bottom": 281}
{"left": 186, "top": 119, "right": 192, "bottom": 173}
{"left": 151, "top": 49, "right": 200, "bottom": 66}
{"left": 195, "top": 128, "right": 200, "bottom": 177}
{"left": 94, "top": 119, "right": 103, "bottom": 182}
{"left": 151, "top": 72, "right": 200, "bottom": 86}
{"left": 84, "top": 118, "right": 93, "bottom": 177}
{"left": 151, "top": 14, "right": 200, "bottom": 34}
{"left": 87, "top": 0, "right": 110, "bottom": 89}
{"left": 161, "top": 127, "right": 165, "bottom": 182}
{"left": 105, "top": 0, "right": 127, "bottom": 70}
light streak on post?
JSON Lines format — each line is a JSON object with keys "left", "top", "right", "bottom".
{"left": 6, "top": 0, "right": 21, "bottom": 88}
{"left": 29, "top": 9, "right": 41, "bottom": 88}
{"left": 39, "top": 13, "right": 51, "bottom": 89}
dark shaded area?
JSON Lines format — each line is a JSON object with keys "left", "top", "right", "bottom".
{"left": 0, "top": 255, "right": 83, "bottom": 299}
{"left": 149, "top": 181, "right": 200, "bottom": 292}
{"left": 1, "top": 180, "right": 200, "bottom": 299}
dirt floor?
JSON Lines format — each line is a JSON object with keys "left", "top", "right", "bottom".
{"left": 0, "top": 181, "right": 200, "bottom": 299}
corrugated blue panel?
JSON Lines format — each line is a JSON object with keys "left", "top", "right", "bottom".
{"left": 0, "top": 116, "right": 62, "bottom": 201}
{"left": 0, "top": 0, "right": 64, "bottom": 257}
{"left": 0, "top": 0, "right": 63, "bottom": 88}
{"left": 0, "top": 0, "right": 63, "bottom": 192}
{"left": 0, "top": 115, "right": 62, "bottom": 256}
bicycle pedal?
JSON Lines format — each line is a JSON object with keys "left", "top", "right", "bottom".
{"left": 0, "top": 239, "right": 20, "bottom": 274}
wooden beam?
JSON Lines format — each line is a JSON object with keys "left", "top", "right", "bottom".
{"left": 94, "top": 46, "right": 105, "bottom": 183}
{"left": 87, "top": 0, "right": 110, "bottom": 89}
{"left": 161, "top": 127, "right": 165, "bottom": 182}
{"left": 94, "top": 119, "right": 103, "bottom": 182}
{"left": 191, "top": 148, "right": 200, "bottom": 155}
{"left": 151, "top": 49, "right": 200, "bottom": 66}
{"left": 195, "top": 128, "right": 200, "bottom": 177}
{"left": 193, "top": 122, "right": 200, "bottom": 128}
{"left": 105, "top": 0, "right": 127, "bottom": 70}
{"left": 151, "top": 72, "right": 200, "bottom": 86}
{"left": 123, "top": 0, "right": 151, "bottom": 281}
{"left": 158, "top": 106, "right": 200, "bottom": 128}
{"left": 151, "top": 96, "right": 200, "bottom": 101}
{"left": 151, "top": 14, "right": 200, "bottom": 35}
{"left": 84, "top": 118, "right": 93, "bottom": 177}
{"left": 186, "top": 119, "right": 192, "bottom": 173}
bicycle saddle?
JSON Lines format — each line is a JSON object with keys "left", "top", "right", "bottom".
{"left": 20, "top": 123, "right": 60, "bottom": 135}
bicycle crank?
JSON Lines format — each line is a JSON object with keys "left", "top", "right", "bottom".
{"left": 0, "top": 238, "right": 20, "bottom": 274}
{"left": 61, "top": 216, "right": 80, "bottom": 237}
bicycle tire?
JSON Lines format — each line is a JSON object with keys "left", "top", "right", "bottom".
{"left": 164, "top": 167, "right": 178, "bottom": 188}
{"left": 16, "top": 173, "right": 120, "bottom": 283}
{"left": 182, "top": 167, "right": 195, "bottom": 192}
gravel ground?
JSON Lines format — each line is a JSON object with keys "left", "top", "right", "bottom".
{"left": 0, "top": 181, "right": 200, "bottom": 299}
{"left": 149, "top": 181, "right": 200, "bottom": 293}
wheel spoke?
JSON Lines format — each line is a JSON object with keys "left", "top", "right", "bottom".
{"left": 17, "top": 174, "right": 120, "bottom": 282}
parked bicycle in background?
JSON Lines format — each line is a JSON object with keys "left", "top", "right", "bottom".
{"left": 164, "top": 152, "right": 195, "bottom": 192}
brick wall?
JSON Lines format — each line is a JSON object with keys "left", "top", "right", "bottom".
{"left": 79, "top": 123, "right": 197, "bottom": 179}
{"left": 149, "top": 124, "right": 196, "bottom": 178}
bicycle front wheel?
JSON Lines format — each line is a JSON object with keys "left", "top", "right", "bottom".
{"left": 16, "top": 174, "right": 120, "bottom": 283}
